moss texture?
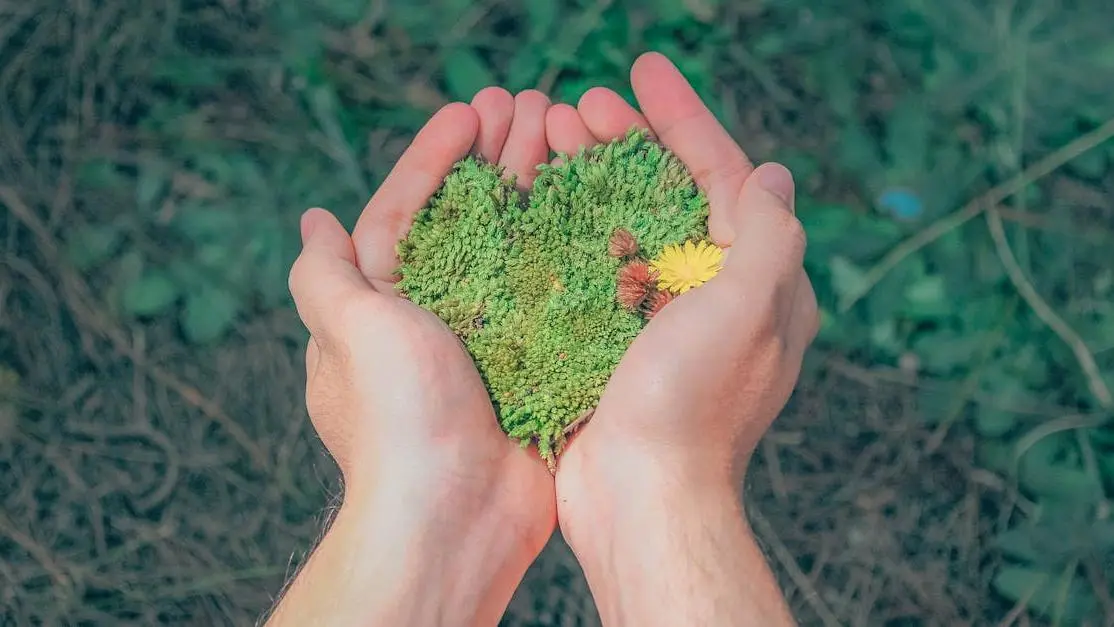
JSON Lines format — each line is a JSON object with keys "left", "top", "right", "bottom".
{"left": 397, "top": 131, "right": 709, "bottom": 462}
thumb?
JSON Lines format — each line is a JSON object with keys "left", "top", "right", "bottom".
{"left": 299, "top": 208, "right": 357, "bottom": 264}
{"left": 289, "top": 208, "right": 372, "bottom": 338}
{"left": 719, "top": 162, "right": 805, "bottom": 282}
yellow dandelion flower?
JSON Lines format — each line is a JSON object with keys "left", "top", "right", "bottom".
{"left": 650, "top": 240, "right": 724, "bottom": 294}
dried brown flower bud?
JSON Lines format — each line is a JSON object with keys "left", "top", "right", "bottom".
{"left": 615, "top": 260, "right": 657, "bottom": 311}
{"left": 608, "top": 228, "right": 639, "bottom": 258}
{"left": 617, "top": 260, "right": 656, "bottom": 288}
{"left": 643, "top": 289, "right": 674, "bottom": 319}
{"left": 617, "top": 279, "right": 650, "bottom": 311}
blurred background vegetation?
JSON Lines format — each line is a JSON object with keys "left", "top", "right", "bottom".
{"left": 2, "top": 0, "right": 1113, "bottom": 624}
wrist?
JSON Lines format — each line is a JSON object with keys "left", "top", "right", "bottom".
{"left": 556, "top": 439, "right": 742, "bottom": 543}
{"left": 559, "top": 450, "right": 747, "bottom": 561}
{"left": 561, "top": 476, "right": 759, "bottom": 625}
{"left": 556, "top": 445, "right": 793, "bottom": 626}
{"left": 268, "top": 469, "right": 544, "bottom": 627}
{"left": 336, "top": 477, "right": 543, "bottom": 626}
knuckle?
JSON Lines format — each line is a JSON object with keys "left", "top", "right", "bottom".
{"left": 756, "top": 299, "right": 783, "bottom": 338}
{"left": 772, "top": 210, "right": 807, "bottom": 254}
{"left": 726, "top": 283, "right": 781, "bottom": 338}
{"left": 288, "top": 254, "right": 311, "bottom": 298}
{"left": 796, "top": 273, "right": 821, "bottom": 344}
{"left": 737, "top": 209, "right": 807, "bottom": 269}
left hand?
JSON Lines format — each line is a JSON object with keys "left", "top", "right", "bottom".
{"left": 544, "top": 52, "right": 818, "bottom": 579}
{"left": 275, "top": 91, "right": 555, "bottom": 626}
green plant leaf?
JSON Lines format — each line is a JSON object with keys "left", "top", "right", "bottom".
{"left": 76, "top": 159, "right": 126, "bottom": 189}
{"left": 197, "top": 242, "right": 235, "bottom": 269}
{"left": 798, "top": 203, "right": 856, "bottom": 247}
{"left": 122, "top": 271, "right": 181, "bottom": 317}
{"left": 903, "top": 274, "right": 947, "bottom": 318}
{"left": 181, "top": 284, "right": 241, "bottom": 344}
{"left": 1069, "top": 149, "right": 1108, "bottom": 179}
{"left": 869, "top": 318, "right": 900, "bottom": 353}
{"left": 506, "top": 54, "right": 545, "bottom": 91}
{"left": 249, "top": 227, "right": 292, "bottom": 308}
{"left": 270, "top": 3, "right": 324, "bottom": 77}
{"left": 524, "top": 0, "right": 558, "bottom": 42}
{"left": 66, "top": 224, "right": 123, "bottom": 271}
{"left": 829, "top": 256, "right": 868, "bottom": 308}
{"left": 978, "top": 439, "right": 1013, "bottom": 474}
{"left": 172, "top": 204, "right": 240, "bottom": 242}
{"left": 813, "top": 57, "right": 860, "bottom": 121}
{"left": 190, "top": 153, "right": 269, "bottom": 194}
{"left": 320, "top": 0, "right": 366, "bottom": 23}
{"left": 992, "top": 565, "right": 1095, "bottom": 623}
{"left": 884, "top": 96, "right": 931, "bottom": 178}
{"left": 1098, "top": 448, "right": 1114, "bottom": 487}
{"left": 646, "top": 0, "right": 692, "bottom": 23}
{"left": 136, "top": 163, "right": 169, "bottom": 213}
{"left": 443, "top": 49, "right": 496, "bottom": 101}
{"left": 915, "top": 382, "right": 966, "bottom": 425}
{"left": 150, "top": 54, "right": 225, "bottom": 88}
{"left": 912, "top": 330, "right": 984, "bottom": 374}
{"left": 815, "top": 307, "right": 839, "bottom": 343}
{"left": 993, "top": 528, "right": 1041, "bottom": 563}
{"left": 975, "top": 408, "right": 1018, "bottom": 438}
{"left": 1019, "top": 454, "right": 1102, "bottom": 505}
{"left": 681, "top": 0, "right": 719, "bottom": 22}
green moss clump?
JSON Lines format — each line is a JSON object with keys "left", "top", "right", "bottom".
{"left": 397, "top": 130, "right": 709, "bottom": 462}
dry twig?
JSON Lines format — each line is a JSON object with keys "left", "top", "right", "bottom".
{"left": 0, "top": 184, "right": 270, "bottom": 470}
{"left": 840, "top": 117, "right": 1114, "bottom": 312}
{"left": 986, "top": 206, "right": 1113, "bottom": 409}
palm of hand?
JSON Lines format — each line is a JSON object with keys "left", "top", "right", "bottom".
{"left": 541, "top": 55, "right": 818, "bottom": 539}
{"left": 293, "top": 90, "right": 557, "bottom": 552}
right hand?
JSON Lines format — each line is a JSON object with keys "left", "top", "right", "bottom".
{"left": 550, "top": 52, "right": 819, "bottom": 543}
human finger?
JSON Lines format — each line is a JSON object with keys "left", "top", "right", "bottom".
{"left": 630, "top": 52, "right": 754, "bottom": 245}
{"left": 498, "top": 90, "right": 550, "bottom": 189}
{"left": 546, "top": 103, "right": 596, "bottom": 158}
{"left": 717, "top": 163, "right": 804, "bottom": 288}
{"left": 352, "top": 103, "right": 479, "bottom": 286}
{"left": 576, "top": 87, "right": 649, "bottom": 141}
{"left": 290, "top": 208, "right": 374, "bottom": 341}
{"left": 471, "top": 87, "right": 515, "bottom": 163}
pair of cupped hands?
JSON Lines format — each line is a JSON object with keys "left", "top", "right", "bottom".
{"left": 282, "top": 53, "right": 818, "bottom": 624}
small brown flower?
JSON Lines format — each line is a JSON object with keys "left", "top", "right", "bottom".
{"left": 618, "top": 260, "right": 656, "bottom": 287}
{"left": 608, "top": 228, "right": 639, "bottom": 258}
{"left": 617, "top": 280, "right": 650, "bottom": 311}
{"left": 616, "top": 260, "right": 657, "bottom": 311}
{"left": 643, "top": 289, "right": 675, "bottom": 319}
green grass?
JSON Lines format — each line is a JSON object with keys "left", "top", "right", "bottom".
{"left": 2, "top": 0, "right": 1113, "bottom": 624}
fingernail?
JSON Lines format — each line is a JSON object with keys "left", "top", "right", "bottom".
{"left": 300, "top": 210, "right": 317, "bottom": 245}
{"left": 755, "top": 163, "right": 795, "bottom": 205}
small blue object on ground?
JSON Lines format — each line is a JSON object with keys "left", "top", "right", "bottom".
{"left": 877, "top": 188, "right": 924, "bottom": 221}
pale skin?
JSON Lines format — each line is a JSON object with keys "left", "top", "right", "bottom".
{"left": 266, "top": 52, "right": 817, "bottom": 627}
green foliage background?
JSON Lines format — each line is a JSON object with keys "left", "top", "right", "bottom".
{"left": 2, "top": 0, "right": 1113, "bottom": 624}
